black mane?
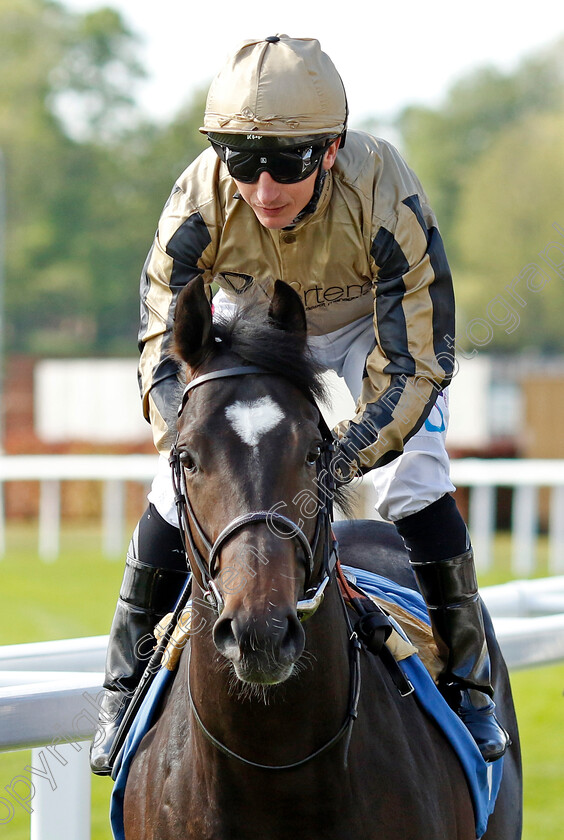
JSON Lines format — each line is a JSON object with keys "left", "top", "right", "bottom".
{"left": 211, "top": 301, "right": 354, "bottom": 516}
{"left": 212, "top": 302, "right": 328, "bottom": 406}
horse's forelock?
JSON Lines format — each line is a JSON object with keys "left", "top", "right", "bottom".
{"left": 212, "top": 305, "right": 328, "bottom": 406}
{"left": 185, "top": 302, "right": 354, "bottom": 517}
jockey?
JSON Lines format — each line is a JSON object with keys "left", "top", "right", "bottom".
{"left": 90, "top": 35, "right": 509, "bottom": 775}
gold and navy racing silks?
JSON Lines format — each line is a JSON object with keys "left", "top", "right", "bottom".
{"left": 138, "top": 130, "right": 455, "bottom": 468}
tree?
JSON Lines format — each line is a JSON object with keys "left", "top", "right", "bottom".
{"left": 0, "top": 0, "right": 208, "bottom": 356}
{"left": 452, "top": 112, "right": 564, "bottom": 353}
{"left": 1, "top": 0, "right": 146, "bottom": 354}
{"left": 393, "top": 36, "right": 564, "bottom": 351}
{"left": 48, "top": 6, "right": 146, "bottom": 144}
{"left": 397, "top": 37, "right": 564, "bottom": 253}
{"left": 75, "top": 90, "right": 208, "bottom": 353}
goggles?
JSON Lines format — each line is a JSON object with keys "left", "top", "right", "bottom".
{"left": 210, "top": 138, "right": 334, "bottom": 184}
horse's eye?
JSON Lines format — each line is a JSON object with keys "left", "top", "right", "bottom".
{"left": 180, "top": 451, "right": 198, "bottom": 474}
{"left": 306, "top": 444, "right": 322, "bottom": 466}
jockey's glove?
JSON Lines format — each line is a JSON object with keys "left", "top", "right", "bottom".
{"left": 331, "top": 436, "right": 362, "bottom": 485}
{"left": 333, "top": 404, "right": 387, "bottom": 482}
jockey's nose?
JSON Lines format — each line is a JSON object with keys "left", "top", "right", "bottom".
{"left": 255, "top": 171, "right": 281, "bottom": 203}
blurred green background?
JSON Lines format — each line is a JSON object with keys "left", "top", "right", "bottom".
{"left": 1, "top": 1, "right": 564, "bottom": 359}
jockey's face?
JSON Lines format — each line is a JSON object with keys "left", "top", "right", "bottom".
{"left": 234, "top": 140, "right": 339, "bottom": 230}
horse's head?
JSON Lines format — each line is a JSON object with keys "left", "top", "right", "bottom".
{"left": 172, "top": 278, "right": 336, "bottom": 686}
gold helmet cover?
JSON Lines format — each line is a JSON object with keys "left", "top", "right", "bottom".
{"left": 200, "top": 35, "right": 348, "bottom": 141}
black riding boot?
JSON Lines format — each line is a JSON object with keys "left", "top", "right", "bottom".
{"left": 90, "top": 507, "right": 188, "bottom": 776}
{"left": 396, "top": 495, "right": 509, "bottom": 763}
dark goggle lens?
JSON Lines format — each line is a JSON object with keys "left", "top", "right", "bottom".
{"left": 211, "top": 140, "right": 330, "bottom": 184}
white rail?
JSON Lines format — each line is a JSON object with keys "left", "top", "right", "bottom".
{"left": 450, "top": 459, "right": 564, "bottom": 576}
{"left": 0, "top": 454, "right": 563, "bottom": 568}
{"left": 357, "top": 459, "right": 564, "bottom": 575}
{"left": 0, "top": 454, "right": 158, "bottom": 560}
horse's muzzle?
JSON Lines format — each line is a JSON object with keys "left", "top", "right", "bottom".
{"left": 213, "top": 609, "right": 306, "bottom": 684}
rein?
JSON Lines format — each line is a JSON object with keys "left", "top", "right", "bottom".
{"left": 171, "top": 363, "right": 367, "bottom": 770}
{"left": 134, "top": 363, "right": 403, "bottom": 773}
{"left": 186, "top": 608, "right": 363, "bottom": 771}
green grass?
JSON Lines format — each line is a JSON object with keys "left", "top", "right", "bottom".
{"left": 511, "top": 667, "right": 564, "bottom": 839}
{"left": 0, "top": 525, "right": 562, "bottom": 838}
{"left": 0, "top": 525, "right": 124, "bottom": 840}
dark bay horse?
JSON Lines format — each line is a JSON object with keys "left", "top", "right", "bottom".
{"left": 123, "top": 279, "right": 522, "bottom": 840}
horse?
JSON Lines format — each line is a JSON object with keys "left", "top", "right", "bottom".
{"left": 122, "top": 278, "right": 522, "bottom": 840}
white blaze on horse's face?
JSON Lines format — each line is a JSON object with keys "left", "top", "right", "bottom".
{"left": 225, "top": 396, "right": 285, "bottom": 448}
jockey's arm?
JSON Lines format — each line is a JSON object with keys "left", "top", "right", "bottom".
{"left": 138, "top": 189, "right": 213, "bottom": 454}
{"left": 335, "top": 195, "right": 455, "bottom": 477}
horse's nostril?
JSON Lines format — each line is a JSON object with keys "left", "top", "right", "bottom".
{"left": 281, "top": 613, "right": 305, "bottom": 661}
{"left": 213, "top": 616, "right": 239, "bottom": 659}
{"left": 213, "top": 610, "right": 305, "bottom": 670}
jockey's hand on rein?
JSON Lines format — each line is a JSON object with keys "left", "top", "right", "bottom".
{"left": 331, "top": 437, "right": 361, "bottom": 485}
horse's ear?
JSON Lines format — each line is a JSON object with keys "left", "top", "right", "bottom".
{"left": 268, "top": 280, "right": 307, "bottom": 337}
{"left": 173, "top": 277, "right": 214, "bottom": 367}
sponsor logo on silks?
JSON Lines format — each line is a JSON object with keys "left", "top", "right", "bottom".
{"left": 425, "top": 403, "right": 446, "bottom": 433}
{"left": 218, "top": 272, "right": 255, "bottom": 294}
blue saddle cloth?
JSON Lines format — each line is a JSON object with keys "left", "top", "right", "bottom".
{"left": 110, "top": 568, "right": 503, "bottom": 840}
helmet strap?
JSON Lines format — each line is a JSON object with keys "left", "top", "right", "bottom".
{"left": 285, "top": 165, "right": 328, "bottom": 229}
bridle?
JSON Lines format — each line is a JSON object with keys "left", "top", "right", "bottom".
{"left": 167, "top": 361, "right": 411, "bottom": 773}
{"left": 108, "top": 362, "right": 406, "bottom": 772}
{"left": 167, "top": 362, "right": 363, "bottom": 771}
{"left": 169, "top": 364, "right": 339, "bottom": 619}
